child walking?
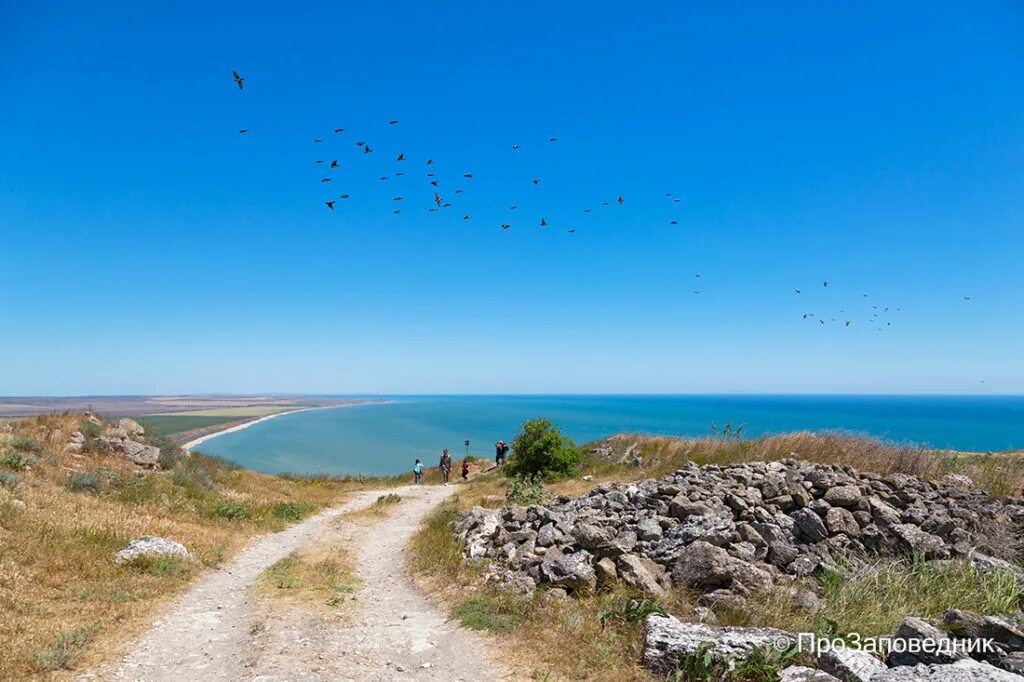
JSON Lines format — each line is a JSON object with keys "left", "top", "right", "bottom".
{"left": 413, "top": 458, "right": 423, "bottom": 484}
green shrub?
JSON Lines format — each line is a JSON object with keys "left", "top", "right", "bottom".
{"left": 111, "top": 473, "right": 159, "bottom": 505}
{"left": 0, "top": 471, "right": 21, "bottom": 488}
{"left": 29, "top": 625, "right": 97, "bottom": 672}
{"left": 9, "top": 436, "right": 44, "bottom": 453}
{"left": 66, "top": 472, "right": 102, "bottom": 495}
{"left": 0, "top": 452, "right": 36, "bottom": 471}
{"left": 508, "top": 418, "right": 583, "bottom": 478}
{"left": 506, "top": 474, "right": 545, "bottom": 506}
{"left": 375, "top": 493, "right": 401, "bottom": 505}
{"left": 79, "top": 421, "right": 102, "bottom": 438}
{"left": 208, "top": 499, "right": 249, "bottom": 520}
{"left": 597, "top": 598, "right": 668, "bottom": 626}
{"left": 271, "top": 501, "right": 317, "bottom": 520}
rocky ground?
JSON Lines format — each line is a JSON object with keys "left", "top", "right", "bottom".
{"left": 456, "top": 458, "right": 1024, "bottom": 679}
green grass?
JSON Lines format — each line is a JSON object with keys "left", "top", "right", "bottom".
{"left": 145, "top": 406, "right": 297, "bottom": 418}
{"left": 135, "top": 415, "right": 242, "bottom": 438}
{"left": 717, "top": 556, "right": 1023, "bottom": 638}
{"left": 29, "top": 625, "right": 98, "bottom": 672}
{"left": 452, "top": 594, "right": 519, "bottom": 632}
{"left": 0, "top": 452, "right": 36, "bottom": 471}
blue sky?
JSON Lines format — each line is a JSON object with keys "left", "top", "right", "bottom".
{"left": 1, "top": 1, "right": 1022, "bottom": 395}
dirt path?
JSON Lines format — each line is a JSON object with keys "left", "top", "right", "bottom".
{"left": 81, "top": 486, "right": 512, "bottom": 682}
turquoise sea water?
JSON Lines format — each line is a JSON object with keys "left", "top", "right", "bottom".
{"left": 194, "top": 395, "right": 1024, "bottom": 476}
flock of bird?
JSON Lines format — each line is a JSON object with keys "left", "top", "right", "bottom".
{"left": 228, "top": 70, "right": 978, "bottom": 340}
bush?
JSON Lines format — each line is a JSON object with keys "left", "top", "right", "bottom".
{"left": 29, "top": 625, "right": 97, "bottom": 672}
{"left": 66, "top": 472, "right": 102, "bottom": 495}
{"left": 506, "top": 474, "right": 545, "bottom": 505}
{"left": 9, "top": 436, "right": 44, "bottom": 453}
{"left": 79, "top": 421, "right": 102, "bottom": 438}
{"left": 0, "top": 471, "right": 21, "bottom": 488}
{"left": 271, "top": 501, "right": 317, "bottom": 521}
{"left": 508, "top": 418, "right": 583, "bottom": 478}
{"left": 208, "top": 499, "right": 249, "bottom": 520}
{"left": 0, "top": 452, "right": 36, "bottom": 471}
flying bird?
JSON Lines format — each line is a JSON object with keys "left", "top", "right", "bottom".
{"left": 532, "top": 179, "right": 540, "bottom": 185}
{"left": 356, "top": 141, "right": 365, "bottom": 147}
{"left": 389, "top": 120, "right": 399, "bottom": 125}
{"left": 393, "top": 197, "right": 403, "bottom": 201}
{"left": 443, "top": 203, "right": 452, "bottom": 208}
{"left": 340, "top": 194, "right": 350, "bottom": 199}
{"left": 321, "top": 178, "right": 331, "bottom": 183}
{"left": 315, "top": 160, "right": 324, "bottom": 164}
{"left": 463, "top": 214, "right": 471, "bottom": 220}
{"left": 334, "top": 128, "right": 345, "bottom": 133}
{"left": 232, "top": 71, "right": 244, "bottom": 90}
{"left": 584, "top": 209, "right": 591, "bottom": 213}
{"left": 380, "top": 176, "right": 388, "bottom": 181}
{"left": 430, "top": 180, "right": 439, "bottom": 187}
{"left": 550, "top": 137, "right": 559, "bottom": 143}
{"left": 364, "top": 145, "right": 373, "bottom": 154}
{"left": 963, "top": 296, "right": 972, "bottom": 301}
{"left": 396, "top": 153, "right": 405, "bottom": 161}
{"left": 617, "top": 195, "right": 624, "bottom": 205}
{"left": 238, "top": 129, "right": 248, "bottom": 134}
{"left": 427, "top": 159, "right": 435, "bottom": 166}
{"left": 395, "top": 172, "right": 405, "bottom": 177}
{"left": 501, "top": 223, "right": 510, "bottom": 229}
{"left": 795, "top": 289, "right": 801, "bottom": 294}
{"left": 315, "top": 138, "right": 324, "bottom": 144}
{"left": 463, "top": 173, "right": 473, "bottom": 178}
{"left": 670, "top": 220, "right": 678, "bottom": 225}
{"left": 325, "top": 201, "right": 335, "bottom": 210}
{"left": 330, "top": 160, "right": 339, "bottom": 168}
{"left": 455, "top": 189, "right": 464, "bottom": 195}
{"left": 845, "top": 321, "right": 851, "bottom": 327}
{"left": 434, "top": 192, "right": 442, "bottom": 207}
{"left": 510, "top": 205, "right": 518, "bottom": 210}
{"left": 540, "top": 217, "right": 547, "bottom": 227}
{"left": 567, "top": 229, "right": 576, "bottom": 234}
{"left": 512, "top": 145, "right": 521, "bottom": 150}
{"left": 393, "top": 210, "right": 401, "bottom": 214}
{"left": 823, "top": 280, "right": 828, "bottom": 287}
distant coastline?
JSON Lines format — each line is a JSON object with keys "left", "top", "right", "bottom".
{"left": 181, "top": 401, "right": 388, "bottom": 453}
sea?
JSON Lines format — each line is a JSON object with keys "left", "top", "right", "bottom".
{"left": 192, "top": 395, "right": 1024, "bottom": 477}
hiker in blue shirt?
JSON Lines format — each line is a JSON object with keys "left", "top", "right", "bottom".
{"left": 413, "top": 458, "right": 423, "bottom": 484}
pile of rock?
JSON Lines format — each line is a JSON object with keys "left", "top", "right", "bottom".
{"left": 95, "top": 418, "right": 161, "bottom": 467}
{"left": 455, "top": 459, "right": 1024, "bottom": 603}
{"left": 643, "top": 609, "right": 1024, "bottom": 680}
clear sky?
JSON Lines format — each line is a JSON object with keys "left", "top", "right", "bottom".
{"left": 2, "top": 1, "right": 1022, "bottom": 395}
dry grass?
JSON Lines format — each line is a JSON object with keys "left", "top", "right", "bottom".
{"left": 408, "top": 431, "right": 1024, "bottom": 681}
{"left": 0, "top": 413, "right": 394, "bottom": 680}
{"left": 257, "top": 544, "right": 359, "bottom": 608}
{"left": 341, "top": 492, "right": 403, "bottom": 522}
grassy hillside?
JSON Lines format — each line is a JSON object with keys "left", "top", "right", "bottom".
{"left": 0, "top": 413, "right": 392, "bottom": 679}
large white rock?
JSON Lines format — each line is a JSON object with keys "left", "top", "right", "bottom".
{"left": 642, "top": 614, "right": 796, "bottom": 676}
{"left": 114, "top": 536, "right": 190, "bottom": 565}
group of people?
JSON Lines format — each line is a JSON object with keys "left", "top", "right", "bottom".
{"left": 412, "top": 439, "right": 511, "bottom": 485}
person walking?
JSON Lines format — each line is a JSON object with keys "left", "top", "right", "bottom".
{"left": 439, "top": 449, "right": 452, "bottom": 486}
{"left": 413, "top": 458, "right": 423, "bottom": 484}
{"left": 461, "top": 458, "right": 470, "bottom": 481}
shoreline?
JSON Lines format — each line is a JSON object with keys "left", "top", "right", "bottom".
{"left": 182, "top": 402, "right": 379, "bottom": 453}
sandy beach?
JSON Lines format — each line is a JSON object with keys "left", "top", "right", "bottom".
{"left": 181, "top": 403, "right": 365, "bottom": 453}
